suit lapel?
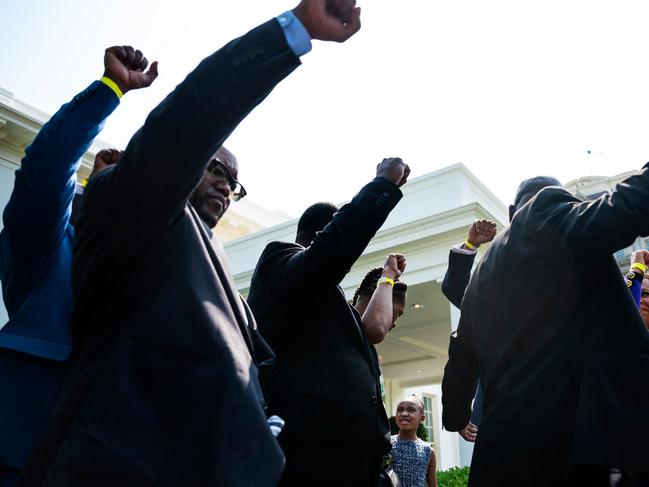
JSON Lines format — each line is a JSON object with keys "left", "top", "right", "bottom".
{"left": 337, "top": 285, "right": 365, "bottom": 341}
{"left": 188, "top": 205, "right": 257, "bottom": 360}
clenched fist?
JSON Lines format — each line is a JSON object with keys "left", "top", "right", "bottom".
{"left": 467, "top": 219, "right": 497, "bottom": 248}
{"left": 382, "top": 253, "right": 406, "bottom": 280}
{"left": 631, "top": 250, "right": 649, "bottom": 270}
{"left": 90, "top": 148, "right": 123, "bottom": 178}
{"left": 293, "top": 0, "right": 361, "bottom": 43}
{"left": 376, "top": 157, "right": 410, "bottom": 188}
{"left": 103, "top": 46, "right": 159, "bottom": 95}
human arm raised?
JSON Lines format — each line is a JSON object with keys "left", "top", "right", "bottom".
{"left": 627, "top": 250, "right": 649, "bottom": 307}
{"left": 260, "top": 158, "right": 409, "bottom": 298}
{"left": 89, "top": 0, "right": 361, "bottom": 230}
{"left": 294, "top": 0, "right": 361, "bottom": 42}
{"left": 528, "top": 166, "right": 649, "bottom": 258}
{"left": 2, "top": 45, "right": 155, "bottom": 260}
{"left": 101, "top": 46, "right": 158, "bottom": 97}
{"left": 89, "top": 149, "right": 123, "bottom": 180}
{"left": 361, "top": 254, "right": 406, "bottom": 344}
{"left": 464, "top": 219, "right": 497, "bottom": 251}
{"left": 442, "top": 220, "right": 496, "bottom": 309}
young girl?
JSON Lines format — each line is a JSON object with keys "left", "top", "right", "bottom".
{"left": 391, "top": 395, "right": 437, "bottom": 487}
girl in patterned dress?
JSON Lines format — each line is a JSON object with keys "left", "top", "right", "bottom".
{"left": 391, "top": 395, "right": 437, "bottom": 487}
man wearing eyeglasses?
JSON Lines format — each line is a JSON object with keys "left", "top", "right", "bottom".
{"left": 188, "top": 147, "right": 246, "bottom": 229}
{"left": 19, "top": 1, "right": 361, "bottom": 486}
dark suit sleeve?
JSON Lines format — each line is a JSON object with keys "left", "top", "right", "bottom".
{"left": 441, "top": 248, "right": 476, "bottom": 309}
{"left": 530, "top": 166, "right": 649, "bottom": 257}
{"left": 470, "top": 382, "right": 483, "bottom": 426}
{"left": 442, "top": 305, "right": 479, "bottom": 432}
{"left": 262, "top": 177, "right": 402, "bottom": 297}
{"left": 85, "top": 19, "right": 301, "bottom": 229}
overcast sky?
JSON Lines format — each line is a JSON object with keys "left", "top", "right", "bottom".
{"left": 3, "top": 0, "right": 649, "bottom": 216}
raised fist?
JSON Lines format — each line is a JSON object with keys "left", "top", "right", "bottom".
{"left": 376, "top": 157, "right": 410, "bottom": 187}
{"left": 103, "top": 46, "right": 159, "bottom": 95}
{"left": 382, "top": 253, "right": 406, "bottom": 280}
{"left": 467, "top": 219, "right": 497, "bottom": 248}
{"left": 631, "top": 250, "right": 649, "bottom": 270}
{"left": 293, "top": 0, "right": 361, "bottom": 43}
{"left": 91, "top": 148, "right": 123, "bottom": 178}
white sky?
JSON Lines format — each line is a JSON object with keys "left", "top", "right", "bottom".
{"left": 3, "top": 0, "right": 649, "bottom": 216}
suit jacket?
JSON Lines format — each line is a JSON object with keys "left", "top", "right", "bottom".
{"left": 247, "top": 177, "right": 402, "bottom": 487}
{"left": 19, "top": 18, "right": 299, "bottom": 487}
{"left": 442, "top": 172, "right": 649, "bottom": 485}
{"left": 0, "top": 81, "right": 119, "bottom": 469}
{"left": 441, "top": 247, "right": 484, "bottom": 426}
{"left": 441, "top": 247, "right": 476, "bottom": 310}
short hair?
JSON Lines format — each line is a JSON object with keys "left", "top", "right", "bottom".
{"left": 513, "top": 176, "right": 562, "bottom": 209}
{"left": 296, "top": 202, "right": 338, "bottom": 244}
{"left": 352, "top": 267, "right": 408, "bottom": 306}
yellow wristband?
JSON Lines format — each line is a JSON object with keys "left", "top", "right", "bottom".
{"left": 378, "top": 276, "right": 395, "bottom": 287}
{"left": 100, "top": 76, "right": 124, "bottom": 99}
{"left": 81, "top": 178, "right": 89, "bottom": 188}
{"left": 465, "top": 240, "right": 477, "bottom": 251}
{"left": 631, "top": 262, "right": 646, "bottom": 274}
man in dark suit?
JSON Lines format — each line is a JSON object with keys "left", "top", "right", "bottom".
{"left": 247, "top": 158, "right": 410, "bottom": 487}
{"left": 442, "top": 175, "right": 649, "bottom": 485}
{"left": 19, "top": 2, "right": 361, "bottom": 486}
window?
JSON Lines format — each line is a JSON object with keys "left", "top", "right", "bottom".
{"left": 422, "top": 394, "right": 436, "bottom": 448}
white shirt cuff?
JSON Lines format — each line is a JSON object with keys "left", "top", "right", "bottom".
{"left": 451, "top": 243, "right": 477, "bottom": 255}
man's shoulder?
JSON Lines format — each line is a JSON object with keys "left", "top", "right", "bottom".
{"left": 529, "top": 186, "right": 579, "bottom": 211}
{"left": 260, "top": 240, "right": 304, "bottom": 258}
{"left": 511, "top": 186, "right": 580, "bottom": 228}
{"left": 253, "top": 241, "right": 304, "bottom": 278}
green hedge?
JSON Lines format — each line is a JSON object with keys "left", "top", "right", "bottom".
{"left": 436, "top": 466, "right": 470, "bottom": 487}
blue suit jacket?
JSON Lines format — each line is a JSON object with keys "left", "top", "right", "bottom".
{"left": 0, "top": 80, "right": 118, "bottom": 468}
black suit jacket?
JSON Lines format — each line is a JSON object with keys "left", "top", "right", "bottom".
{"left": 19, "top": 19, "right": 299, "bottom": 487}
{"left": 441, "top": 248, "right": 484, "bottom": 426}
{"left": 442, "top": 247, "right": 476, "bottom": 309}
{"left": 247, "top": 177, "right": 402, "bottom": 487}
{"left": 442, "top": 171, "right": 649, "bottom": 485}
